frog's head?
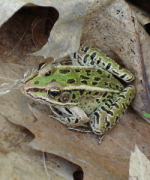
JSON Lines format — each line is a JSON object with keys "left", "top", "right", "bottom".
{"left": 22, "top": 63, "right": 76, "bottom": 106}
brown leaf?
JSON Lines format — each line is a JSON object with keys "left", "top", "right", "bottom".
{"left": 1, "top": 1, "right": 150, "bottom": 179}
{"left": 10, "top": 105, "right": 150, "bottom": 180}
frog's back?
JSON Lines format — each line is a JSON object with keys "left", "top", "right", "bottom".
{"left": 54, "top": 66, "right": 124, "bottom": 91}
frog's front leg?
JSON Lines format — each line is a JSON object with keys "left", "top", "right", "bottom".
{"left": 50, "top": 106, "right": 90, "bottom": 127}
{"left": 90, "top": 85, "right": 135, "bottom": 144}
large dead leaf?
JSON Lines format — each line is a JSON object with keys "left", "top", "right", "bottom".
{"left": 0, "top": 113, "right": 78, "bottom": 180}
{"left": 1, "top": 0, "right": 150, "bottom": 179}
{"left": 10, "top": 105, "right": 150, "bottom": 180}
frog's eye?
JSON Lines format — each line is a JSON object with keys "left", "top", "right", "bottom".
{"left": 47, "top": 88, "right": 61, "bottom": 98}
{"left": 33, "top": 88, "right": 38, "bottom": 92}
{"left": 38, "top": 62, "right": 46, "bottom": 70}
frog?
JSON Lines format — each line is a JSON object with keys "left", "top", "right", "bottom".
{"left": 23, "top": 44, "right": 135, "bottom": 144}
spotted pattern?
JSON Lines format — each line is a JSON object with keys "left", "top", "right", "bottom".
{"left": 92, "top": 82, "right": 97, "bottom": 86}
{"left": 34, "top": 81, "right": 39, "bottom": 84}
{"left": 67, "top": 79, "right": 76, "bottom": 84}
{"left": 94, "top": 77, "right": 101, "bottom": 81}
{"left": 83, "top": 55, "right": 89, "bottom": 63}
{"left": 80, "top": 75, "right": 90, "bottom": 80}
{"left": 79, "top": 90, "right": 85, "bottom": 95}
{"left": 59, "top": 69, "right": 70, "bottom": 74}
{"left": 81, "top": 80, "right": 88, "bottom": 85}
{"left": 78, "top": 45, "right": 135, "bottom": 83}
{"left": 75, "top": 69, "right": 81, "bottom": 72}
{"left": 97, "top": 69, "right": 102, "bottom": 74}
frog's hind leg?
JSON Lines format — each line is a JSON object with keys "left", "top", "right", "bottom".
{"left": 90, "top": 85, "right": 135, "bottom": 144}
{"left": 72, "top": 45, "right": 135, "bottom": 83}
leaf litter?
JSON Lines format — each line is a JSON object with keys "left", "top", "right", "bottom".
{"left": 0, "top": 0, "right": 150, "bottom": 180}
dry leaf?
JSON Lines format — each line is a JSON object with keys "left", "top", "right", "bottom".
{"left": 129, "top": 145, "right": 150, "bottom": 180}
{"left": 0, "top": 113, "right": 79, "bottom": 180}
{"left": 8, "top": 104, "right": 150, "bottom": 180}
{"left": 1, "top": 0, "right": 150, "bottom": 180}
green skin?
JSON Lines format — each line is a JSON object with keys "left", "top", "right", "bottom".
{"left": 23, "top": 45, "right": 136, "bottom": 143}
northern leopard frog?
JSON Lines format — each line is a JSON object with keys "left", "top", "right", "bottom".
{"left": 23, "top": 45, "right": 135, "bottom": 143}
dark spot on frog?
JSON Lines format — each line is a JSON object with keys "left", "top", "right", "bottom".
{"left": 112, "top": 70, "right": 119, "bottom": 75}
{"left": 67, "top": 79, "right": 75, "bottom": 84}
{"left": 102, "top": 92, "right": 107, "bottom": 97}
{"left": 92, "top": 82, "right": 97, "bottom": 86}
{"left": 90, "top": 52, "right": 96, "bottom": 60}
{"left": 96, "top": 99, "right": 100, "bottom": 103}
{"left": 106, "top": 120, "right": 110, "bottom": 127}
{"left": 116, "top": 84, "right": 119, "bottom": 89}
{"left": 94, "top": 92, "right": 99, "bottom": 95}
{"left": 75, "top": 69, "right": 80, "bottom": 72}
{"left": 79, "top": 90, "right": 85, "bottom": 96}
{"left": 81, "top": 80, "right": 87, "bottom": 85}
{"left": 85, "top": 69, "right": 91, "bottom": 76}
{"left": 65, "top": 108, "right": 73, "bottom": 115}
{"left": 94, "top": 77, "right": 101, "bottom": 81}
{"left": 83, "top": 47, "right": 90, "bottom": 53}
{"left": 34, "top": 81, "right": 39, "bottom": 85}
{"left": 80, "top": 75, "right": 89, "bottom": 80}
{"left": 59, "top": 69, "right": 70, "bottom": 74}
{"left": 67, "top": 118, "right": 70, "bottom": 122}
{"left": 97, "top": 69, "right": 102, "bottom": 74}
{"left": 107, "top": 74, "right": 111, "bottom": 78}
{"left": 75, "top": 118, "right": 79, "bottom": 124}
{"left": 85, "top": 69, "right": 91, "bottom": 73}
{"left": 73, "top": 52, "right": 77, "bottom": 59}
{"left": 106, "top": 63, "right": 111, "bottom": 70}
{"left": 116, "top": 116, "right": 120, "bottom": 122}
{"left": 51, "top": 79, "right": 56, "bottom": 82}
{"left": 90, "top": 60, "right": 95, "bottom": 65}
{"left": 86, "top": 91, "right": 91, "bottom": 95}
{"left": 83, "top": 54, "right": 89, "bottom": 63}
{"left": 120, "top": 74, "right": 127, "bottom": 79}
{"left": 45, "top": 71, "right": 51, "bottom": 76}
{"left": 72, "top": 94, "right": 76, "bottom": 99}
{"left": 97, "top": 58, "right": 101, "bottom": 64}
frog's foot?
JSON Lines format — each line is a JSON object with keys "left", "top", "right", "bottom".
{"left": 90, "top": 85, "right": 135, "bottom": 141}
{"left": 98, "top": 134, "right": 105, "bottom": 145}
{"left": 50, "top": 106, "right": 90, "bottom": 127}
